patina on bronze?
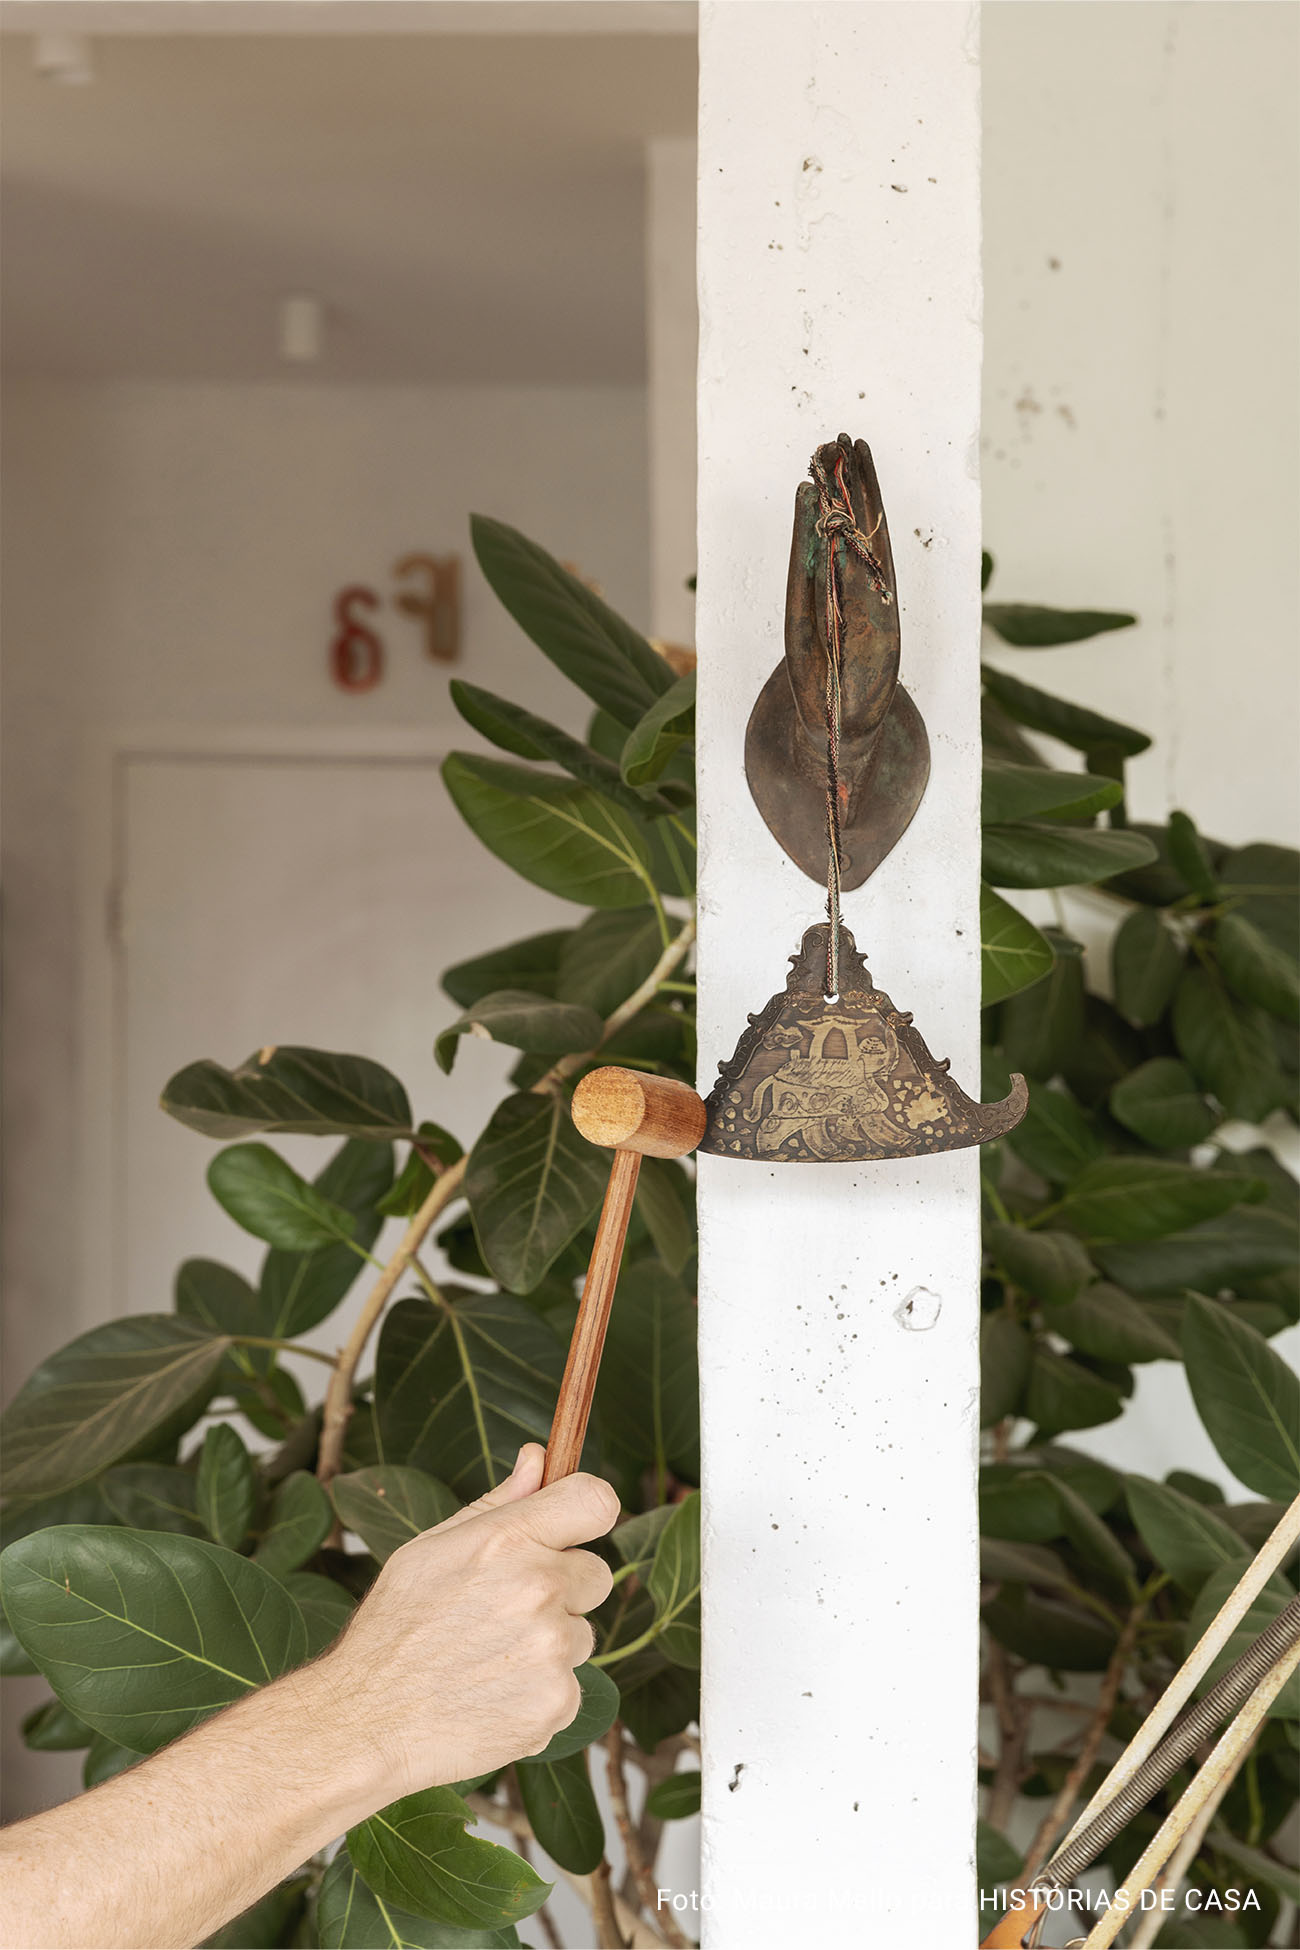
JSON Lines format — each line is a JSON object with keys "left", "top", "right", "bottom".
{"left": 700, "top": 924, "right": 1028, "bottom": 1162}
{"left": 745, "top": 433, "right": 930, "bottom": 890}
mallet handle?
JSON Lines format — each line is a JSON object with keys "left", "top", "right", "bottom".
{"left": 542, "top": 1149, "right": 642, "bottom": 1484}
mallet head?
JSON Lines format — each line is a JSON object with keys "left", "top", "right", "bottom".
{"left": 571, "top": 1066, "right": 707, "bottom": 1159}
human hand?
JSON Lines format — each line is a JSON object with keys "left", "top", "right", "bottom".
{"left": 319, "top": 1444, "right": 618, "bottom": 1799}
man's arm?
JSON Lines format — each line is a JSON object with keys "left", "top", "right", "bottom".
{"left": 0, "top": 1446, "right": 618, "bottom": 1950}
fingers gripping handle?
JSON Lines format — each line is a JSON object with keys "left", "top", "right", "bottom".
{"left": 542, "top": 1070, "right": 707, "bottom": 1486}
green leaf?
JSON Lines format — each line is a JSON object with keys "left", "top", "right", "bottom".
{"left": 443, "top": 931, "right": 570, "bottom": 1009}
{"left": 981, "top": 666, "right": 1151, "bottom": 758}
{"left": 1096, "top": 1208, "right": 1298, "bottom": 1297}
{"left": 254, "top": 1471, "right": 334, "bottom": 1576}
{"left": 611, "top": 1503, "right": 677, "bottom": 1569}
{"left": 1038, "top": 1474, "right": 1134, "bottom": 1588}
{"left": 83, "top": 1733, "right": 138, "bottom": 1787}
{"left": 982, "top": 760, "right": 1122, "bottom": 825}
{"left": 161, "top": 1046, "right": 413, "bottom": 1141}
{"left": 595, "top": 1262, "right": 699, "bottom": 1482}
{"left": 1002, "top": 939, "right": 1086, "bottom": 1084}
{"left": 208, "top": 1144, "right": 356, "bottom": 1253}
{"left": 981, "top": 1584, "right": 1117, "bottom": 1671}
{"left": 379, "top": 1126, "right": 465, "bottom": 1221}
{"left": 980, "top": 886, "right": 1054, "bottom": 1006}
{"left": 515, "top": 1751, "right": 604, "bottom": 1873}
{"left": 980, "top": 1469, "right": 1063, "bottom": 1541}
{"left": 1111, "top": 907, "right": 1186, "bottom": 1027}
{"left": 646, "top": 1769, "right": 701, "bottom": 1820}
{"left": 257, "top": 1142, "right": 390, "bottom": 1341}
{"left": 1041, "top": 1283, "right": 1179, "bottom": 1364}
{"left": 471, "top": 515, "right": 671, "bottom": 726}
{"left": 555, "top": 908, "right": 674, "bottom": 1019}
{"left": 976, "top": 1818, "right": 1023, "bottom": 1894}
{"left": 644, "top": 1493, "right": 700, "bottom": 1669}
{"left": 331, "top": 1466, "right": 460, "bottom": 1562}
{"left": 989, "top": 1225, "right": 1093, "bottom": 1303}
{"left": 979, "top": 1538, "right": 1073, "bottom": 1592}
{"left": 450, "top": 680, "right": 671, "bottom": 822}
{"left": 1124, "top": 1476, "right": 1249, "bottom": 1593}
{"left": 1057, "top": 1158, "right": 1263, "bottom": 1243}
{"left": 1167, "top": 810, "right": 1220, "bottom": 901}
{"left": 200, "top": 1877, "right": 311, "bottom": 1949}
{"left": 983, "top": 604, "right": 1136, "bottom": 647}
{"left": 99, "top": 1464, "right": 203, "bottom": 1536}
{"left": 1061, "top": 995, "right": 1145, "bottom": 1109}
{"left": 22, "top": 1697, "right": 96, "bottom": 1750}
{"left": 443, "top": 754, "right": 660, "bottom": 909}
{"left": 435, "top": 992, "right": 602, "bottom": 1078}
{"left": 1173, "top": 967, "right": 1285, "bottom": 1124}
{"left": 375, "top": 1294, "right": 565, "bottom": 1500}
{"left": 348, "top": 1786, "right": 549, "bottom": 1931}
{"left": 0, "top": 1527, "right": 307, "bottom": 1752}
{"left": 1219, "top": 843, "right": 1299, "bottom": 960}
{"left": 1024, "top": 1347, "right": 1125, "bottom": 1439}
{"left": 1217, "top": 911, "right": 1300, "bottom": 1020}
{"left": 1204, "top": 1831, "right": 1300, "bottom": 1907}
{"left": 197, "top": 1424, "right": 256, "bottom": 1550}
{"left": 466, "top": 1092, "right": 609, "bottom": 1294}
{"left": 633, "top": 1157, "right": 696, "bottom": 1277}
{"left": 1006, "top": 1082, "right": 1106, "bottom": 1183}
{"left": 528, "top": 1664, "right": 621, "bottom": 1764}
{"left": 1186, "top": 1563, "right": 1300, "bottom": 1720}
{"left": 0, "top": 1315, "right": 229, "bottom": 1499}
{"left": 279, "top": 1572, "right": 356, "bottom": 1658}
{"left": 620, "top": 672, "right": 696, "bottom": 787}
{"left": 1109, "top": 1058, "right": 1217, "bottom": 1149}
{"left": 1182, "top": 1294, "right": 1300, "bottom": 1501}
{"left": 318, "top": 1848, "right": 522, "bottom": 1948}
{"left": 980, "top": 551, "right": 995, "bottom": 593}
{"left": 175, "top": 1261, "right": 266, "bottom": 1375}
{"left": 982, "top": 823, "right": 1157, "bottom": 890}
{"left": 980, "top": 1313, "right": 1033, "bottom": 1427}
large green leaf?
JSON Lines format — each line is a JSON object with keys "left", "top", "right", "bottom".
{"left": 1096, "top": 1208, "right": 1298, "bottom": 1297}
{"left": 1006, "top": 1081, "right": 1106, "bottom": 1183}
{"left": 1186, "top": 1563, "right": 1300, "bottom": 1720}
{"left": 1182, "top": 1294, "right": 1300, "bottom": 1500}
{"left": 254, "top": 1471, "right": 334, "bottom": 1577}
{"left": 375, "top": 1294, "right": 565, "bottom": 1498}
{"left": 980, "top": 886, "right": 1054, "bottom": 1006}
{"left": 22, "top": 1697, "right": 95, "bottom": 1751}
{"left": 280, "top": 1572, "right": 356, "bottom": 1658}
{"left": 981, "top": 666, "right": 1151, "bottom": 758}
{"left": 435, "top": 992, "right": 601, "bottom": 1077}
{"left": 1040, "top": 1283, "right": 1178, "bottom": 1364}
{"left": 317, "top": 1849, "right": 522, "bottom": 1948}
{"left": 1111, "top": 907, "right": 1186, "bottom": 1027}
{"left": 595, "top": 1262, "right": 699, "bottom": 1482}
{"left": 347, "top": 1787, "right": 549, "bottom": 1931}
{"left": 100, "top": 1464, "right": 204, "bottom": 1536}
{"left": 998, "top": 933, "right": 1085, "bottom": 1079}
{"left": 259, "top": 1140, "right": 392, "bottom": 1338}
{"left": 1124, "top": 1476, "right": 1250, "bottom": 1594}
{"left": 527, "top": 1663, "right": 620, "bottom": 1764}
{"left": 980, "top": 1313, "right": 1033, "bottom": 1427}
{"left": 1056, "top": 1158, "right": 1263, "bottom": 1243}
{"left": 981, "top": 1584, "right": 1117, "bottom": 1671}
{"left": 644, "top": 1493, "right": 700, "bottom": 1669}
{"left": 988, "top": 1225, "right": 1093, "bottom": 1303}
{"left": 1172, "top": 967, "right": 1285, "bottom": 1124}
{"left": 1043, "top": 1474, "right": 1135, "bottom": 1589}
{"left": 331, "top": 1466, "right": 461, "bottom": 1562}
{"left": 1023, "top": 1347, "right": 1125, "bottom": 1439}
{"left": 442, "top": 931, "right": 570, "bottom": 1009}
{"left": 979, "top": 1538, "right": 1073, "bottom": 1592}
{"left": 1166, "top": 810, "right": 1220, "bottom": 901}
{"left": 449, "top": 679, "right": 672, "bottom": 822}
{"left": 465, "top": 1092, "right": 609, "bottom": 1294}
{"left": 647, "top": 1770, "right": 702, "bottom": 1821}
{"left": 1, "top": 1316, "right": 228, "bottom": 1499}
{"left": 161, "top": 1047, "right": 413, "bottom": 1141}
{"left": 515, "top": 1752, "right": 604, "bottom": 1874}
{"left": 982, "top": 760, "right": 1122, "bottom": 825}
{"left": 632, "top": 1156, "right": 696, "bottom": 1277}
{"left": 982, "top": 823, "right": 1157, "bottom": 890}
{"left": 470, "top": 514, "right": 671, "bottom": 727}
{"left": 620, "top": 672, "right": 696, "bottom": 787}
{"left": 208, "top": 1144, "right": 356, "bottom": 1253}
{"left": 1217, "top": 911, "right": 1300, "bottom": 1021}
{"left": 555, "top": 907, "right": 674, "bottom": 1018}
{"left": 982, "top": 604, "right": 1135, "bottom": 648}
{"left": 1109, "top": 1059, "right": 1217, "bottom": 1150}
{"left": 1219, "top": 843, "right": 1299, "bottom": 960}
{"left": 380, "top": 1126, "right": 464, "bottom": 1221}
{"left": 175, "top": 1262, "right": 266, "bottom": 1376}
{"left": 443, "top": 754, "right": 661, "bottom": 909}
{"left": 196, "top": 1424, "right": 256, "bottom": 1550}
{"left": 0, "top": 1526, "right": 307, "bottom": 1752}
{"left": 201, "top": 1877, "right": 311, "bottom": 1949}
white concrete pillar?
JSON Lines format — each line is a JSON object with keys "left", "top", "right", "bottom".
{"left": 646, "top": 134, "right": 699, "bottom": 645}
{"left": 695, "top": 5, "right": 984, "bottom": 1942}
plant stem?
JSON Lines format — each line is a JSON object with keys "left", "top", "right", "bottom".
{"left": 985, "top": 1641, "right": 1030, "bottom": 1833}
{"left": 1020, "top": 1601, "right": 1146, "bottom": 1879}
{"left": 604, "top": 1725, "right": 691, "bottom": 1949}
{"left": 231, "top": 1337, "right": 339, "bottom": 1367}
{"left": 589, "top": 1860, "right": 628, "bottom": 1950}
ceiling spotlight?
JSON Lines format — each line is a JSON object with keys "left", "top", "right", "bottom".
{"left": 279, "top": 295, "right": 324, "bottom": 365}
{"left": 32, "top": 35, "right": 95, "bottom": 85}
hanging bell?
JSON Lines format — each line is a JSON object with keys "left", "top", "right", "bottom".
{"left": 699, "top": 923, "right": 1027, "bottom": 1163}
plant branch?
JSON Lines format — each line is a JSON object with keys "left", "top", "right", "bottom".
{"left": 985, "top": 1640, "right": 1031, "bottom": 1833}
{"left": 1021, "top": 1602, "right": 1145, "bottom": 1879}
{"left": 604, "top": 1725, "right": 690, "bottom": 1949}
{"left": 232, "top": 1336, "right": 339, "bottom": 1367}
{"left": 589, "top": 1860, "right": 628, "bottom": 1950}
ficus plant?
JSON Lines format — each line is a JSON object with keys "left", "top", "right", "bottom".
{"left": 0, "top": 523, "right": 1295, "bottom": 1950}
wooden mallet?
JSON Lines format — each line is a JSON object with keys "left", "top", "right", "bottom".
{"left": 542, "top": 1066, "right": 708, "bottom": 1485}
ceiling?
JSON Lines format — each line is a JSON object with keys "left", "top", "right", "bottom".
{"left": 0, "top": 26, "right": 697, "bottom": 381}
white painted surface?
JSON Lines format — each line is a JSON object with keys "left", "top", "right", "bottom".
{"left": 694, "top": 5, "right": 982, "bottom": 1939}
